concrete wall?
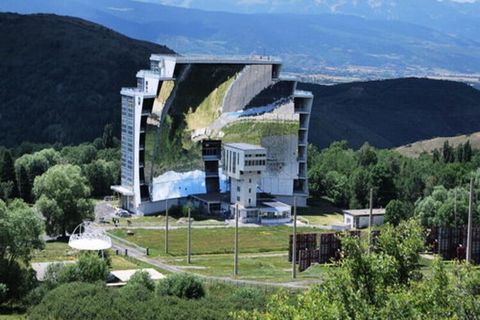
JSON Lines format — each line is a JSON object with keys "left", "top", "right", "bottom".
{"left": 344, "top": 214, "right": 385, "bottom": 229}
{"left": 260, "top": 134, "right": 298, "bottom": 196}
{"left": 138, "top": 198, "right": 183, "bottom": 216}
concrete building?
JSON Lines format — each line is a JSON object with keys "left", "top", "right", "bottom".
{"left": 224, "top": 143, "right": 291, "bottom": 224}
{"left": 343, "top": 209, "right": 386, "bottom": 229}
{"left": 111, "top": 54, "right": 313, "bottom": 215}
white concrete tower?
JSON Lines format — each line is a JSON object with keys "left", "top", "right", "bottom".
{"left": 223, "top": 143, "right": 267, "bottom": 208}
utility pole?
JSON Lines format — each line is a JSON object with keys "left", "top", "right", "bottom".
{"left": 368, "top": 188, "right": 373, "bottom": 253}
{"left": 187, "top": 207, "right": 192, "bottom": 264}
{"left": 165, "top": 199, "right": 169, "bottom": 254}
{"left": 292, "top": 196, "right": 297, "bottom": 279}
{"left": 234, "top": 203, "right": 239, "bottom": 276}
{"left": 454, "top": 188, "right": 457, "bottom": 227}
{"left": 466, "top": 178, "right": 474, "bottom": 262}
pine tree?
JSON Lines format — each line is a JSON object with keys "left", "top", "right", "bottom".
{"left": 0, "top": 151, "right": 17, "bottom": 197}
{"left": 17, "top": 165, "right": 32, "bottom": 203}
{"left": 455, "top": 143, "right": 464, "bottom": 162}
{"left": 102, "top": 124, "right": 114, "bottom": 149}
{"left": 463, "top": 140, "right": 472, "bottom": 162}
{"left": 442, "top": 141, "right": 454, "bottom": 163}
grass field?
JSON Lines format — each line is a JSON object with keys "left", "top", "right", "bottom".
{"left": 0, "top": 315, "right": 25, "bottom": 320}
{"left": 111, "top": 215, "right": 226, "bottom": 228}
{"left": 109, "top": 226, "right": 321, "bottom": 257}
{"left": 31, "top": 241, "right": 77, "bottom": 262}
{"left": 30, "top": 241, "right": 168, "bottom": 273}
{"left": 297, "top": 199, "right": 343, "bottom": 226}
{"left": 165, "top": 252, "right": 328, "bottom": 282}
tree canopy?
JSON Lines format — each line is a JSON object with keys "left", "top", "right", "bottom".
{"left": 33, "top": 164, "right": 94, "bottom": 237}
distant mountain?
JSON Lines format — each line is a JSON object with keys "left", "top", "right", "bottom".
{"left": 142, "top": 0, "right": 480, "bottom": 41}
{"left": 2, "top": 0, "right": 480, "bottom": 78}
{"left": 0, "top": 13, "right": 173, "bottom": 147}
{"left": 299, "top": 78, "right": 480, "bottom": 149}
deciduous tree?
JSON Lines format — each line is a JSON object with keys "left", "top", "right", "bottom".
{"left": 33, "top": 164, "right": 93, "bottom": 237}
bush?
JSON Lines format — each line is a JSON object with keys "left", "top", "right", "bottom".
{"left": 28, "top": 282, "right": 118, "bottom": 320}
{"left": 157, "top": 273, "right": 205, "bottom": 299}
{"left": 75, "top": 253, "right": 108, "bottom": 282}
{"left": 0, "top": 283, "right": 8, "bottom": 304}
{"left": 230, "top": 286, "right": 266, "bottom": 310}
{"left": 127, "top": 271, "right": 155, "bottom": 291}
{"left": 23, "top": 284, "right": 50, "bottom": 306}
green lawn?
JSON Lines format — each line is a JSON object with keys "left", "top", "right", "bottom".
{"left": 109, "top": 226, "right": 320, "bottom": 257}
{"left": 0, "top": 315, "right": 25, "bottom": 320}
{"left": 32, "top": 241, "right": 78, "bottom": 262}
{"left": 164, "top": 252, "right": 328, "bottom": 282}
{"left": 297, "top": 199, "right": 344, "bottom": 226}
{"left": 111, "top": 215, "right": 226, "bottom": 228}
{"left": 110, "top": 255, "right": 141, "bottom": 270}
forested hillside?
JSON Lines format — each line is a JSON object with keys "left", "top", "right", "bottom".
{"left": 0, "top": 13, "right": 173, "bottom": 147}
{"left": 299, "top": 78, "right": 480, "bottom": 149}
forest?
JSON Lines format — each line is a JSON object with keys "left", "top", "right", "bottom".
{"left": 308, "top": 139, "right": 479, "bottom": 227}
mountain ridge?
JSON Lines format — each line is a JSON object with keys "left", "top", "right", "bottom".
{"left": 0, "top": 12, "right": 174, "bottom": 147}
{"left": 2, "top": 0, "right": 480, "bottom": 78}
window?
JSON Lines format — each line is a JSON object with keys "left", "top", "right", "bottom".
{"left": 233, "top": 152, "right": 236, "bottom": 173}
{"left": 249, "top": 179, "right": 252, "bottom": 183}
{"left": 248, "top": 198, "right": 251, "bottom": 205}
{"left": 237, "top": 186, "right": 241, "bottom": 192}
{"left": 249, "top": 188, "right": 251, "bottom": 193}
{"left": 237, "top": 196, "right": 240, "bottom": 202}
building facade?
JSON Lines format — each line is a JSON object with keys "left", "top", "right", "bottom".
{"left": 112, "top": 54, "right": 313, "bottom": 215}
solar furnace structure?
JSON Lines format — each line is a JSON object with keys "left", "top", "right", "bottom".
{"left": 112, "top": 54, "right": 313, "bottom": 215}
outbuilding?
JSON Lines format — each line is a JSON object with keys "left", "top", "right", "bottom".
{"left": 343, "top": 208, "right": 385, "bottom": 229}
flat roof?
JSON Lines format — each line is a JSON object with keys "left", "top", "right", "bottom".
{"left": 343, "top": 209, "right": 385, "bottom": 217}
{"left": 191, "top": 192, "right": 228, "bottom": 203}
{"left": 224, "top": 143, "right": 265, "bottom": 152}
{"left": 110, "top": 268, "right": 165, "bottom": 282}
{"left": 111, "top": 185, "right": 134, "bottom": 196}
{"left": 261, "top": 201, "right": 291, "bottom": 211}
{"left": 150, "top": 54, "right": 282, "bottom": 65}
{"left": 32, "top": 261, "right": 76, "bottom": 281}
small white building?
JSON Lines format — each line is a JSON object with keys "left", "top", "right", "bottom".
{"left": 343, "top": 208, "right": 385, "bottom": 229}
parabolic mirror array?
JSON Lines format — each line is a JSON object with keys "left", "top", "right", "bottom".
{"left": 116, "top": 55, "right": 312, "bottom": 214}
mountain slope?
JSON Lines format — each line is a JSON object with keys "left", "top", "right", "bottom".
{"left": 2, "top": 0, "right": 480, "bottom": 77}
{"left": 395, "top": 132, "right": 480, "bottom": 158}
{"left": 299, "top": 78, "right": 480, "bottom": 149}
{"left": 143, "top": 0, "right": 480, "bottom": 41}
{"left": 0, "top": 13, "right": 173, "bottom": 147}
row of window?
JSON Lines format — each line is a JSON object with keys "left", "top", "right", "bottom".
{"left": 245, "top": 154, "right": 266, "bottom": 158}
{"left": 245, "top": 160, "right": 266, "bottom": 166}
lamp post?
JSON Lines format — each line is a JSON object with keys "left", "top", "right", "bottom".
{"left": 292, "top": 196, "right": 297, "bottom": 279}
{"left": 234, "top": 203, "right": 239, "bottom": 276}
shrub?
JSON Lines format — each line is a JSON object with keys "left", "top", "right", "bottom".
{"left": 157, "top": 273, "right": 205, "bottom": 299}
{"left": 127, "top": 271, "right": 155, "bottom": 291}
{"left": 23, "top": 284, "right": 50, "bottom": 306}
{"left": 75, "top": 253, "right": 108, "bottom": 282}
{"left": 0, "top": 283, "right": 8, "bottom": 304}
{"left": 230, "top": 286, "right": 266, "bottom": 310}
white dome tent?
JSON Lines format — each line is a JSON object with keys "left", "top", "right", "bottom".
{"left": 68, "top": 221, "right": 112, "bottom": 251}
